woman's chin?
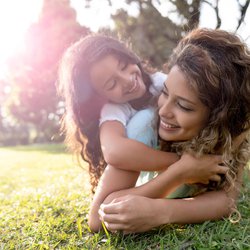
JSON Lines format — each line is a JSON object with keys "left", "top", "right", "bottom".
{"left": 159, "top": 130, "right": 178, "bottom": 141}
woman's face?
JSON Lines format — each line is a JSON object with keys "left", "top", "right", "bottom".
{"left": 89, "top": 55, "right": 146, "bottom": 103}
{"left": 158, "top": 65, "right": 209, "bottom": 142}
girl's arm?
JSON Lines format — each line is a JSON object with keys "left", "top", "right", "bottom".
{"left": 100, "top": 120, "right": 179, "bottom": 171}
{"left": 99, "top": 166, "right": 244, "bottom": 233}
{"left": 100, "top": 108, "right": 227, "bottom": 174}
{"left": 102, "top": 153, "right": 228, "bottom": 202}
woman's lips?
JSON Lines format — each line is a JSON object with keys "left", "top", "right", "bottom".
{"left": 160, "top": 120, "right": 179, "bottom": 130}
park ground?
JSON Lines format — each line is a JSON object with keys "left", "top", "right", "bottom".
{"left": 0, "top": 144, "right": 249, "bottom": 249}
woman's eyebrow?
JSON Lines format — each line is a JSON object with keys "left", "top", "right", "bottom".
{"left": 164, "top": 83, "right": 196, "bottom": 105}
{"left": 177, "top": 96, "right": 196, "bottom": 105}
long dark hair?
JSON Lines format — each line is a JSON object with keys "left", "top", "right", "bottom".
{"left": 57, "top": 34, "right": 153, "bottom": 193}
{"left": 161, "top": 28, "right": 250, "bottom": 190}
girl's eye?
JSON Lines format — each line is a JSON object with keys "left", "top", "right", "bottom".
{"left": 121, "top": 63, "right": 128, "bottom": 71}
{"left": 106, "top": 80, "right": 117, "bottom": 91}
{"left": 120, "top": 61, "right": 128, "bottom": 71}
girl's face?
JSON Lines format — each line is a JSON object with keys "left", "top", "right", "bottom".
{"left": 158, "top": 65, "right": 209, "bottom": 142}
{"left": 89, "top": 55, "right": 146, "bottom": 103}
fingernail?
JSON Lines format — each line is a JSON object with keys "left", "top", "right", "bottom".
{"left": 98, "top": 209, "right": 104, "bottom": 217}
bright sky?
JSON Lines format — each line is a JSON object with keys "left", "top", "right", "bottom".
{"left": 71, "top": 0, "right": 250, "bottom": 42}
{"left": 0, "top": 0, "right": 249, "bottom": 79}
{"left": 199, "top": 0, "right": 250, "bottom": 42}
{"left": 0, "top": 0, "right": 43, "bottom": 78}
{"left": 70, "top": 0, "right": 139, "bottom": 31}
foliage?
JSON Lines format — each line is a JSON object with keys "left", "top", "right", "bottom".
{"left": 104, "top": 0, "right": 249, "bottom": 67}
{"left": 112, "top": 3, "right": 183, "bottom": 67}
{"left": 110, "top": 0, "right": 198, "bottom": 67}
{"left": 2, "top": 0, "right": 89, "bottom": 145}
{"left": 0, "top": 144, "right": 249, "bottom": 249}
{"left": 1, "top": 0, "right": 249, "bottom": 145}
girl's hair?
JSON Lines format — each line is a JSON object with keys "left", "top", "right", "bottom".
{"left": 57, "top": 34, "right": 153, "bottom": 193}
{"left": 161, "top": 28, "right": 250, "bottom": 191}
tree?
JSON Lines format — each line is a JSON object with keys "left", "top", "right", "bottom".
{"left": 92, "top": 0, "right": 250, "bottom": 67}
{"left": 112, "top": 2, "right": 183, "bottom": 67}
{"left": 3, "top": 0, "right": 249, "bottom": 145}
{"left": 6, "top": 0, "right": 89, "bottom": 144}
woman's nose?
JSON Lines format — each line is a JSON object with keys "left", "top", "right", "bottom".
{"left": 158, "top": 99, "right": 174, "bottom": 118}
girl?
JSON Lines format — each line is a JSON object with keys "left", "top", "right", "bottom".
{"left": 97, "top": 28, "right": 250, "bottom": 233}
{"left": 58, "top": 34, "right": 223, "bottom": 192}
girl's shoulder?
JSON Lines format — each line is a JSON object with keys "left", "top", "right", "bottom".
{"left": 149, "top": 71, "right": 167, "bottom": 96}
{"left": 99, "top": 102, "right": 137, "bottom": 127}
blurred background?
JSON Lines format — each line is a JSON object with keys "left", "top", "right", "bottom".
{"left": 0, "top": 0, "right": 249, "bottom": 146}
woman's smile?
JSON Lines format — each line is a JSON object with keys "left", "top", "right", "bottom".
{"left": 160, "top": 120, "right": 180, "bottom": 130}
{"left": 158, "top": 66, "right": 209, "bottom": 142}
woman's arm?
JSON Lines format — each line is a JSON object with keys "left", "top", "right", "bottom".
{"left": 88, "top": 165, "right": 139, "bottom": 232}
{"left": 99, "top": 191, "right": 231, "bottom": 233}
{"left": 89, "top": 153, "right": 228, "bottom": 232}
{"left": 99, "top": 166, "right": 244, "bottom": 233}
{"left": 100, "top": 120, "right": 178, "bottom": 171}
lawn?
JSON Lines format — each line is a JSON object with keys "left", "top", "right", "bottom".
{"left": 0, "top": 144, "right": 249, "bottom": 249}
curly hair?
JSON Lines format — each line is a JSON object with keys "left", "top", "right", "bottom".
{"left": 57, "top": 34, "right": 153, "bottom": 193}
{"left": 161, "top": 28, "right": 250, "bottom": 191}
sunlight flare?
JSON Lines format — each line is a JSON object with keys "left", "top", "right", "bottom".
{"left": 0, "top": 0, "right": 43, "bottom": 72}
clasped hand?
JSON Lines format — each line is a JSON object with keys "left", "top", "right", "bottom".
{"left": 98, "top": 153, "right": 229, "bottom": 233}
{"left": 173, "top": 153, "right": 229, "bottom": 185}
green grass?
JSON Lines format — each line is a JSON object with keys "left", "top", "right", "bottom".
{"left": 0, "top": 144, "right": 249, "bottom": 249}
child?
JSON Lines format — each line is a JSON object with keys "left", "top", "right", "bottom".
{"left": 58, "top": 34, "right": 179, "bottom": 192}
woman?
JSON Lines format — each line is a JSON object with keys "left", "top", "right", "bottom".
{"left": 96, "top": 28, "right": 250, "bottom": 233}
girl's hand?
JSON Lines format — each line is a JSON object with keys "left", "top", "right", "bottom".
{"left": 99, "top": 195, "right": 161, "bottom": 234}
{"left": 173, "top": 153, "right": 229, "bottom": 184}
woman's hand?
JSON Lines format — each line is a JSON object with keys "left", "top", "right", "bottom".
{"left": 99, "top": 189, "right": 239, "bottom": 234}
{"left": 172, "top": 153, "right": 229, "bottom": 184}
{"left": 99, "top": 195, "right": 162, "bottom": 234}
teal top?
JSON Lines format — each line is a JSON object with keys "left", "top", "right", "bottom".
{"left": 136, "top": 171, "right": 203, "bottom": 199}
{"left": 127, "top": 108, "right": 205, "bottom": 199}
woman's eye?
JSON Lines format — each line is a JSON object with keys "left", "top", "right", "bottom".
{"left": 161, "top": 87, "right": 168, "bottom": 96}
{"left": 177, "top": 102, "right": 193, "bottom": 112}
